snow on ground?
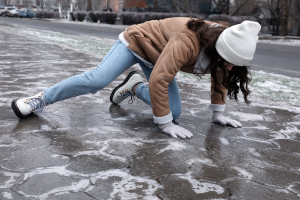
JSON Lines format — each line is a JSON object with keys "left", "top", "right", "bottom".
{"left": 258, "top": 39, "right": 300, "bottom": 46}
{"left": 3, "top": 25, "right": 300, "bottom": 110}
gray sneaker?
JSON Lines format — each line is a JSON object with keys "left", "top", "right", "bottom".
{"left": 11, "top": 92, "right": 47, "bottom": 118}
{"left": 110, "top": 71, "right": 143, "bottom": 105}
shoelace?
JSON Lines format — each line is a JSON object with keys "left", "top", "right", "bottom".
{"left": 27, "top": 97, "right": 46, "bottom": 113}
{"left": 121, "top": 91, "right": 135, "bottom": 104}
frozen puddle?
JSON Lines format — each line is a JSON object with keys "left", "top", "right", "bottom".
{"left": 178, "top": 172, "right": 224, "bottom": 194}
{"left": 158, "top": 141, "right": 186, "bottom": 154}
{"left": 18, "top": 166, "right": 162, "bottom": 200}
{"left": 229, "top": 112, "right": 267, "bottom": 121}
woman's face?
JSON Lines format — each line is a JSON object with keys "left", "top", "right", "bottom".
{"left": 217, "top": 56, "right": 234, "bottom": 71}
{"left": 224, "top": 61, "right": 234, "bottom": 71}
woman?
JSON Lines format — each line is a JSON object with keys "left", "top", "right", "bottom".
{"left": 11, "top": 18, "right": 261, "bottom": 139}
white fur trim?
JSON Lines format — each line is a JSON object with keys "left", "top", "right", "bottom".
{"left": 210, "top": 23, "right": 223, "bottom": 28}
{"left": 209, "top": 104, "right": 225, "bottom": 111}
{"left": 153, "top": 112, "right": 173, "bottom": 124}
{"left": 119, "top": 32, "right": 154, "bottom": 68}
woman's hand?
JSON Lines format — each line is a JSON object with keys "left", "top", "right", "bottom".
{"left": 158, "top": 122, "right": 193, "bottom": 139}
{"left": 212, "top": 111, "right": 242, "bottom": 128}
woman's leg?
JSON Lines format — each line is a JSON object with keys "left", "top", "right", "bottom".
{"left": 44, "top": 40, "right": 137, "bottom": 104}
{"left": 135, "top": 62, "right": 182, "bottom": 120}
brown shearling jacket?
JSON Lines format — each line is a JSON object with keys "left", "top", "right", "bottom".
{"left": 123, "top": 17, "right": 227, "bottom": 119}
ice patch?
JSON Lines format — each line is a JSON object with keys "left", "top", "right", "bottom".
{"left": 158, "top": 141, "right": 186, "bottom": 154}
{"left": 276, "top": 189, "right": 289, "bottom": 194}
{"left": 219, "top": 137, "right": 229, "bottom": 145}
{"left": 232, "top": 166, "right": 253, "bottom": 179}
{"left": 248, "top": 148, "right": 261, "bottom": 157}
{"left": 73, "top": 138, "right": 145, "bottom": 161}
{"left": 287, "top": 122, "right": 300, "bottom": 126}
{"left": 18, "top": 179, "right": 90, "bottom": 200}
{"left": 270, "top": 125, "right": 300, "bottom": 140}
{"left": 258, "top": 39, "right": 300, "bottom": 46}
{"left": 2, "top": 192, "right": 12, "bottom": 199}
{"left": 243, "top": 126, "right": 269, "bottom": 130}
{"left": 87, "top": 169, "right": 162, "bottom": 200}
{"left": 186, "top": 158, "right": 217, "bottom": 167}
{"left": 41, "top": 124, "right": 52, "bottom": 131}
{"left": 22, "top": 166, "right": 82, "bottom": 182}
{"left": 234, "top": 136, "right": 271, "bottom": 144}
{"left": 50, "top": 154, "right": 69, "bottom": 159}
{"left": 178, "top": 172, "right": 224, "bottom": 194}
{"left": 100, "top": 126, "right": 123, "bottom": 132}
{"left": 0, "top": 172, "right": 20, "bottom": 188}
{"left": 229, "top": 112, "right": 266, "bottom": 121}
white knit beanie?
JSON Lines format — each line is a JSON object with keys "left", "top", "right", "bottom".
{"left": 215, "top": 20, "right": 261, "bottom": 66}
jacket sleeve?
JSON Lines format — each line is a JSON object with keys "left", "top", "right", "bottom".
{"left": 149, "top": 33, "right": 195, "bottom": 124}
{"left": 209, "top": 69, "right": 228, "bottom": 111}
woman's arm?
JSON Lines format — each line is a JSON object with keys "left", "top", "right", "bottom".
{"left": 149, "top": 33, "right": 197, "bottom": 138}
{"left": 210, "top": 70, "right": 242, "bottom": 127}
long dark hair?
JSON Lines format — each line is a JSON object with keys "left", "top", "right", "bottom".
{"left": 187, "top": 18, "right": 251, "bottom": 104}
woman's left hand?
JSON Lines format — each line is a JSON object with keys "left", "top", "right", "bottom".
{"left": 212, "top": 111, "right": 242, "bottom": 128}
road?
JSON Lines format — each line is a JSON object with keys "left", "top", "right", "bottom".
{"left": 1, "top": 17, "right": 300, "bottom": 78}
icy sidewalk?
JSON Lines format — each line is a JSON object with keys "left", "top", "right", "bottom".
{"left": 1, "top": 27, "right": 300, "bottom": 200}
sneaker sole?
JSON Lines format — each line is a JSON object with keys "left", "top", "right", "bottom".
{"left": 110, "top": 71, "right": 138, "bottom": 104}
{"left": 11, "top": 100, "right": 26, "bottom": 119}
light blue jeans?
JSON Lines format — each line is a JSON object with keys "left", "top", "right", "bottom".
{"left": 44, "top": 40, "right": 182, "bottom": 120}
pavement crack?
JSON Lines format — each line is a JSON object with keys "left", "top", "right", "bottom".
{"left": 226, "top": 187, "right": 234, "bottom": 200}
{"left": 84, "top": 191, "right": 99, "bottom": 200}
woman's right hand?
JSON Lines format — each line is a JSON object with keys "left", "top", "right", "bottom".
{"left": 158, "top": 122, "right": 193, "bottom": 139}
{"left": 212, "top": 111, "right": 242, "bottom": 127}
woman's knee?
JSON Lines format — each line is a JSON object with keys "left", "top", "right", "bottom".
{"left": 80, "top": 72, "right": 109, "bottom": 91}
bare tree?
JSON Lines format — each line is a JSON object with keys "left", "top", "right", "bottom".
{"left": 76, "top": 0, "right": 87, "bottom": 11}
{"left": 263, "top": 0, "right": 281, "bottom": 35}
{"left": 289, "top": 0, "right": 300, "bottom": 36}
{"left": 297, "top": 0, "right": 300, "bottom": 36}
{"left": 93, "top": 0, "right": 105, "bottom": 11}
{"left": 24, "top": 0, "right": 29, "bottom": 7}
{"left": 169, "top": 0, "right": 190, "bottom": 13}
{"left": 87, "top": 0, "right": 92, "bottom": 11}
{"left": 46, "top": 0, "right": 53, "bottom": 11}
{"left": 280, "top": 0, "right": 288, "bottom": 35}
{"left": 212, "top": 0, "right": 251, "bottom": 15}
{"left": 41, "top": 0, "right": 44, "bottom": 11}
{"left": 142, "top": 0, "right": 157, "bottom": 12}
{"left": 36, "top": 0, "right": 41, "bottom": 7}
{"left": 57, "top": 0, "right": 71, "bottom": 15}
{"left": 3, "top": 0, "right": 9, "bottom": 6}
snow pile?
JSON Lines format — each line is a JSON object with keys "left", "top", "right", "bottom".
{"left": 250, "top": 70, "right": 300, "bottom": 107}
{"left": 258, "top": 39, "right": 300, "bottom": 46}
{"left": 3, "top": 26, "right": 115, "bottom": 59}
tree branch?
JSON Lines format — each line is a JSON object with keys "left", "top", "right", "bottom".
{"left": 218, "top": 0, "right": 227, "bottom": 14}
{"left": 170, "top": 0, "right": 182, "bottom": 13}
{"left": 142, "top": 0, "right": 154, "bottom": 12}
{"left": 212, "top": 0, "right": 225, "bottom": 13}
{"left": 231, "top": 0, "right": 250, "bottom": 16}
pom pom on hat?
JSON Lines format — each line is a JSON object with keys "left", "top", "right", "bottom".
{"left": 215, "top": 20, "right": 261, "bottom": 66}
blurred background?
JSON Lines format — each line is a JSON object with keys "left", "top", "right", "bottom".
{"left": 0, "top": 0, "right": 299, "bottom": 36}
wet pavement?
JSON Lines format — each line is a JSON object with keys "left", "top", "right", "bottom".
{"left": 1, "top": 28, "right": 300, "bottom": 200}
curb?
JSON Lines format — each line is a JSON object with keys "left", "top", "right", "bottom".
{"left": 33, "top": 18, "right": 130, "bottom": 29}
{"left": 259, "top": 35, "right": 300, "bottom": 40}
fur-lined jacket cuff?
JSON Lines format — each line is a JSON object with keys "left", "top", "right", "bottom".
{"left": 209, "top": 104, "right": 225, "bottom": 111}
{"left": 153, "top": 112, "right": 173, "bottom": 124}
